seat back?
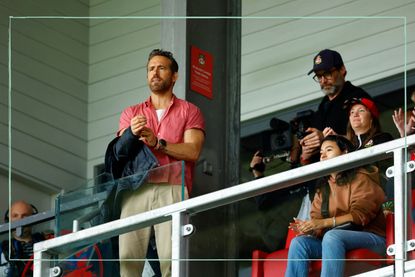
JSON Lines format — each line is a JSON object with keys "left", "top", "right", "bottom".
{"left": 284, "top": 228, "right": 296, "bottom": 249}
{"left": 385, "top": 212, "right": 395, "bottom": 264}
{"left": 252, "top": 217, "right": 390, "bottom": 277}
{"left": 385, "top": 189, "right": 415, "bottom": 264}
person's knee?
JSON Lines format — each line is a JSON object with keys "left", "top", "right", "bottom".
{"left": 290, "top": 237, "right": 303, "bottom": 248}
{"left": 322, "top": 230, "right": 345, "bottom": 248}
{"left": 288, "top": 237, "right": 307, "bottom": 258}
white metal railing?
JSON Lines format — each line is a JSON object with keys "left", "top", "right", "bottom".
{"left": 33, "top": 135, "right": 415, "bottom": 276}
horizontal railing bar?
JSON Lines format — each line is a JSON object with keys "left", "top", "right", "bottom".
{"left": 0, "top": 211, "right": 55, "bottom": 234}
{"left": 406, "top": 259, "right": 415, "bottom": 274}
{"left": 34, "top": 136, "right": 414, "bottom": 255}
{"left": 0, "top": 190, "right": 110, "bottom": 235}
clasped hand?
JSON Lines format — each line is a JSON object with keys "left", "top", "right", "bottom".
{"left": 130, "top": 115, "right": 157, "bottom": 147}
{"left": 289, "top": 217, "right": 324, "bottom": 236}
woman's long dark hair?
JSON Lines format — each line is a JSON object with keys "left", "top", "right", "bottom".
{"left": 317, "top": 135, "right": 359, "bottom": 188}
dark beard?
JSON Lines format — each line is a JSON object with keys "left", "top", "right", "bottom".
{"left": 149, "top": 78, "right": 173, "bottom": 93}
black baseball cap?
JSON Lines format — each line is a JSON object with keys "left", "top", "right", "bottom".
{"left": 307, "top": 49, "right": 344, "bottom": 75}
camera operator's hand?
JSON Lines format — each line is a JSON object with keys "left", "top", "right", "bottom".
{"left": 289, "top": 137, "right": 302, "bottom": 164}
{"left": 322, "top": 127, "right": 337, "bottom": 137}
{"left": 249, "top": 150, "right": 265, "bottom": 178}
{"left": 299, "top": 128, "right": 323, "bottom": 164}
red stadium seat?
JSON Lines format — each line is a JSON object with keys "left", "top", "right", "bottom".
{"left": 251, "top": 223, "right": 387, "bottom": 277}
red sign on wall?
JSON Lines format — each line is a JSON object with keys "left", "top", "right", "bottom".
{"left": 190, "top": 46, "right": 213, "bottom": 99}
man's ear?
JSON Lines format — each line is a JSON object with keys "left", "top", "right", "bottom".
{"left": 340, "top": 65, "right": 347, "bottom": 78}
{"left": 172, "top": 72, "right": 178, "bottom": 82}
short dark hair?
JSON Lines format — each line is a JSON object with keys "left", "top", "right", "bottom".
{"left": 147, "top": 49, "right": 179, "bottom": 73}
{"left": 322, "top": 135, "right": 356, "bottom": 154}
{"left": 320, "top": 135, "right": 364, "bottom": 187}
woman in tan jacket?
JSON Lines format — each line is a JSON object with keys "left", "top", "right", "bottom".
{"left": 285, "top": 135, "right": 386, "bottom": 277}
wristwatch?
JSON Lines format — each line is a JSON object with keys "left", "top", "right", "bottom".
{"left": 157, "top": 138, "right": 167, "bottom": 151}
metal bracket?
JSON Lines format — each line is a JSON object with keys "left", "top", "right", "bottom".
{"left": 386, "top": 166, "right": 393, "bottom": 178}
{"left": 386, "top": 239, "right": 415, "bottom": 257}
{"left": 408, "top": 161, "right": 415, "bottom": 173}
{"left": 408, "top": 239, "right": 415, "bottom": 252}
{"left": 50, "top": 266, "right": 62, "bottom": 277}
{"left": 386, "top": 244, "right": 395, "bottom": 256}
{"left": 182, "top": 224, "right": 195, "bottom": 237}
{"left": 202, "top": 160, "right": 213, "bottom": 176}
{"left": 386, "top": 160, "right": 415, "bottom": 178}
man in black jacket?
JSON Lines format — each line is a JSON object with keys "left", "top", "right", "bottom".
{"left": 251, "top": 49, "right": 373, "bottom": 171}
{"left": 299, "top": 49, "right": 372, "bottom": 165}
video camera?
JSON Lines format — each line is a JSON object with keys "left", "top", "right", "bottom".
{"left": 265, "top": 109, "right": 315, "bottom": 153}
{"left": 289, "top": 110, "right": 315, "bottom": 140}
{"left": 241, "top": 110, "right": 315, "bottom": 162}
{"left": 266, "top": 109, "right": 315, "bottom": 150}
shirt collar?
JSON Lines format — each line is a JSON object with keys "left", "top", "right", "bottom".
{"left": 144, "top": 94, "right": 176, "bottom": 108}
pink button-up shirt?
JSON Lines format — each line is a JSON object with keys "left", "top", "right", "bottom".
{"left": 117, "top": 95, "right": 205, "bottom": 192}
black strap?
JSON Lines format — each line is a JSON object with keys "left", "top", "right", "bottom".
{"left": 321, "top": 184, "right": 330, "bottom": 218}
{"left": 249, "top": 162, "right": 266, "bottom": 173}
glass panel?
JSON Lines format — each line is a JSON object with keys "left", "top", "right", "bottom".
{"left": 54, "top": 172, "right": 115, "bottom": 236}
{"left": 54, "top": 161, "right": 185, "bottom": 237}
{"left": 49, "top": 239, "right": 119, "bottom": 277}
{"left": 36, "top": 161, "right": 184, "bottom": 276}
{"left": 47, "top": 234, "right": 164, "bottom": 277}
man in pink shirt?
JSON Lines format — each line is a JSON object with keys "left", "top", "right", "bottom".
{"left": 117, "top": 49, "right": 205, "bottom": 277}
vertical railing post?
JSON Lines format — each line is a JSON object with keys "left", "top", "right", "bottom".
{"left": 393, "top": 147, "right": 407, "bottom": 276}
{"left": 33, "top": 246, "right": 50, "bottom": 277}
{"left": 171, "top": 211, "right": 190, "bottom": 277}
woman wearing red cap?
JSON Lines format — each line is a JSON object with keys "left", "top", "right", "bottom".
{"left": 323, "top": 98, "right": 393, "bottom": 149}
{"left": 345, "top": 98, "right": 393, "bottom": 149}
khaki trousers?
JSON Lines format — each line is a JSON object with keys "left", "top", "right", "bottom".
{"left": 119, "top": 183, "right": 187, "bottom": 277}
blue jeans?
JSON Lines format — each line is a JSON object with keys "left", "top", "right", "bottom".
{"left": 285, "top": 229, "right": 385, "bottom": 277}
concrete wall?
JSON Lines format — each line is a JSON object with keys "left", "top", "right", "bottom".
{"left": 241, "top": 0, "right": 415, "bottom": 121}
{"left": 87, "top": 0, "right": 161, "bottom": 178}
{"left": 0, "top": 1, "right": 89, "bottom": 217}
{"left": 0, "top": 1, "right": 162, "bottom": 215}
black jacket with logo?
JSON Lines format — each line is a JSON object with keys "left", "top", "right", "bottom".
{"left": 313, "top": 81, "right": 372, "bottom": 135}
